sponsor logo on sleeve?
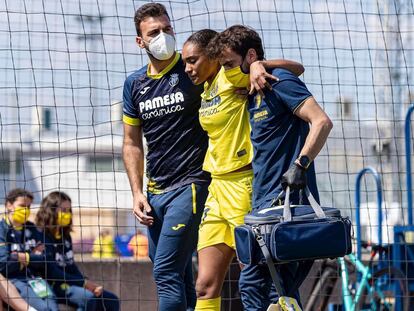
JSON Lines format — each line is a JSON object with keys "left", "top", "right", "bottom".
{"left": 253, "top": 109, "right": 269, "bottom": 122}
{"left": 169, "top": 73, "right": 179, "bottom": 87}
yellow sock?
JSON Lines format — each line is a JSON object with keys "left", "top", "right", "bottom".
{"left": 195, "top": 297, "right": 221, "bottom": 311}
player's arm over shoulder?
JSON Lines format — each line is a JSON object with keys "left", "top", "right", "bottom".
{"left": 268, "top": 69, "right": 312, "bottom": 112}
{"left": 270, "top": 68, "right": 301, "bottom": 84}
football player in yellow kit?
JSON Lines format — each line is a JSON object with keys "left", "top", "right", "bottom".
{"left": 182, "top": 29, "right": 304, "bottom": 311}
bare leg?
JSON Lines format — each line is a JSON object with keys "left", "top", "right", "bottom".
{"left": 0, "top": 275, "right": 33, "bottom": 311}
{"left": 196, "top": 243, "right": 235, "bottom": 299}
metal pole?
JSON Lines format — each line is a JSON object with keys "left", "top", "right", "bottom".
{"left": 405, "top": 104, "right": 414, "bottom": 225}
{"left": 355, "top": 167, "right": 383, "bottom": 261}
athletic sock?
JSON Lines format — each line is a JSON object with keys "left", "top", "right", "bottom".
{"left": 195, "top": 296, "right": 221, "bottom": 311}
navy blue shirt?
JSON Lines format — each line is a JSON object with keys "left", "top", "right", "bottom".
{"left": 0, "top": 220, "right": 45, "bottom": 279}
{"left": 123, "top": 53, "right": 210, "bottom": 193}
{"left": 248, "top": 68, "right": 319, "bottom": 209}
{"left": 42, "top": 233, "right": 84, "bottom": 291}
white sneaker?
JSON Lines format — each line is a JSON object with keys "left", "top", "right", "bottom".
{"left": 267, "top": 296, "right": 302, "bottom": 311}
{"left": 267, "top": 303, "right": 280, "bottom": 311}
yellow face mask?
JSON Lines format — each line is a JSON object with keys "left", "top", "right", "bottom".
{"left": 12, "top": 206, "right": 30, "bottom": 225}
{"left": 57, "top": 212, "right": 72, "bottom": 227}
{"left": 224, "top": 66, "right": 250, "bottom": 88}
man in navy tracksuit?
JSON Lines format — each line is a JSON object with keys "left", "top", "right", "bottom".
{"left": 122, "top": 3, "right": 210, "bottom": 310}
{"left": 0, "top": 188, "right": 58, "bottom": 311}
{"left": 209, "top": 26, "right": 333, "bottom": 310}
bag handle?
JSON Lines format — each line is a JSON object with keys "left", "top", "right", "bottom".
{"left": 283, "top": 186, "right": 326, "bottom": 221}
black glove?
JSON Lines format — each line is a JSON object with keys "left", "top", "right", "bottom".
{"left": 281, "top": 163, "right": 307, "bottom": 190}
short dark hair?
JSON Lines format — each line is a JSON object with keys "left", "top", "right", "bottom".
{"left": 208, "top": 25, "right": 265, "bottom": 61}
{"left": 134, "top": 3, "right": 170, "bottom": 36}
{"left": 36, "top": 191, "right": 73, "bottom": 238}
{"left": 5, "top": 188, "right": 34, "bottom": 205}
{"left": 185, "top": 29, "right": 218, "bottom": 56}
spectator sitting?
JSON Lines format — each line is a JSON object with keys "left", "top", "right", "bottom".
{"left": 35, "top": 191, "right": 120, "bottom": 311}
{"left": 0, "top": 188, "right": 58, "bottom": 311}
{"left": 92, "top": 228, "right": 116, "bottom": 259}
{"left": 0, "top": 273, "right": 38, "bottom": 311}
{"left": 127, "top": 229, "right": 149, "bottom": 260}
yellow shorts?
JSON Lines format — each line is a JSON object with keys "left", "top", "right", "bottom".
{"left": 198, "top": 169, "right": 253, "bottom": 251}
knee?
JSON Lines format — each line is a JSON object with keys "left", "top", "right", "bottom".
{"left": 195, "top": 276, "right": 217, "bottom": 299}
{"left": 239, "top": 266, "right": 256, "bottom": 290}
{"left": 85, "top": 297, "right": 98, "bottom": 309}
{"left": 153, "top": 266, "right": 168, "bottom": 284}
{"left": 153, "top": 266, "right": 182, "bottom": 288}
{"left": 113, "top": 297, "right": 120, "bottom": 310}
{"left": 27, "top": 298, "right": 57, "bottom": 311}
{"left": 104, "top": 291, "right": 120, "bottom": 310}
{"left": 109, "top": 292, "right": 120, "bottom": 304}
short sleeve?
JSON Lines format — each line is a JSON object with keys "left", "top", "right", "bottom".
{"left": 270, "top": 71, "right": 312, "bottom": 113}
{"left": 123, "top": 77, "right": 141, "bottom": 126}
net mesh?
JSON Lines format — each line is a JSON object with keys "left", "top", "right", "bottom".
{"left": 1, "top": 0, "right": 413, "bottom": 309}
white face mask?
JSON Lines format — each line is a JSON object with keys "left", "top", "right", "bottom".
{"left": 145, "top": 32, "right": 176, "bottom": 61}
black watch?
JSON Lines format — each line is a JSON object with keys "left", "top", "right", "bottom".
{"left": 297, "top": 155, "right": 311, "bottom": 170}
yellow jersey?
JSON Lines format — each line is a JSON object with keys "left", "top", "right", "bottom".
{"left": 199, "top": 67, "right": 253, "bottom": 176}
{"left": 92, "top": 234, "right": 116, "bottom": 259}
{"left": 128, "top": 234, "right": 149, "bottom": 260}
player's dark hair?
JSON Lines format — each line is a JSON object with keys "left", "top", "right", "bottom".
{"left": 207, "top": 25, "right": 264, "bottom": 61}
{"left": 184, "top": 29, "right": 218, "bottom": 58}
{"left": 36, "top": 191, "right": 73, "bottom": 238}
{"left": 5, "top": 188, "right": 33, "bottom": 205}
{"left": 134, "top": 3, "right": 170, "bottom": 36}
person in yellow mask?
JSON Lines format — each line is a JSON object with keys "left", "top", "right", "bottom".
{"left": 127, "top": 228, "right": 149, "bottom": 260}
{"left": 5, "top": 190, "right": 32, "bottom": 228}
{"left": 35, "top": 191, "right": 120, "bottom": 311}
{"left": 0, "top": 188, "right": 58, "bottom": 310}
{"left": 92, "top": 228, "right": 117, "bottom": 259}
{"left": 182, "top": 29, "right": 304, "bottom": 310}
